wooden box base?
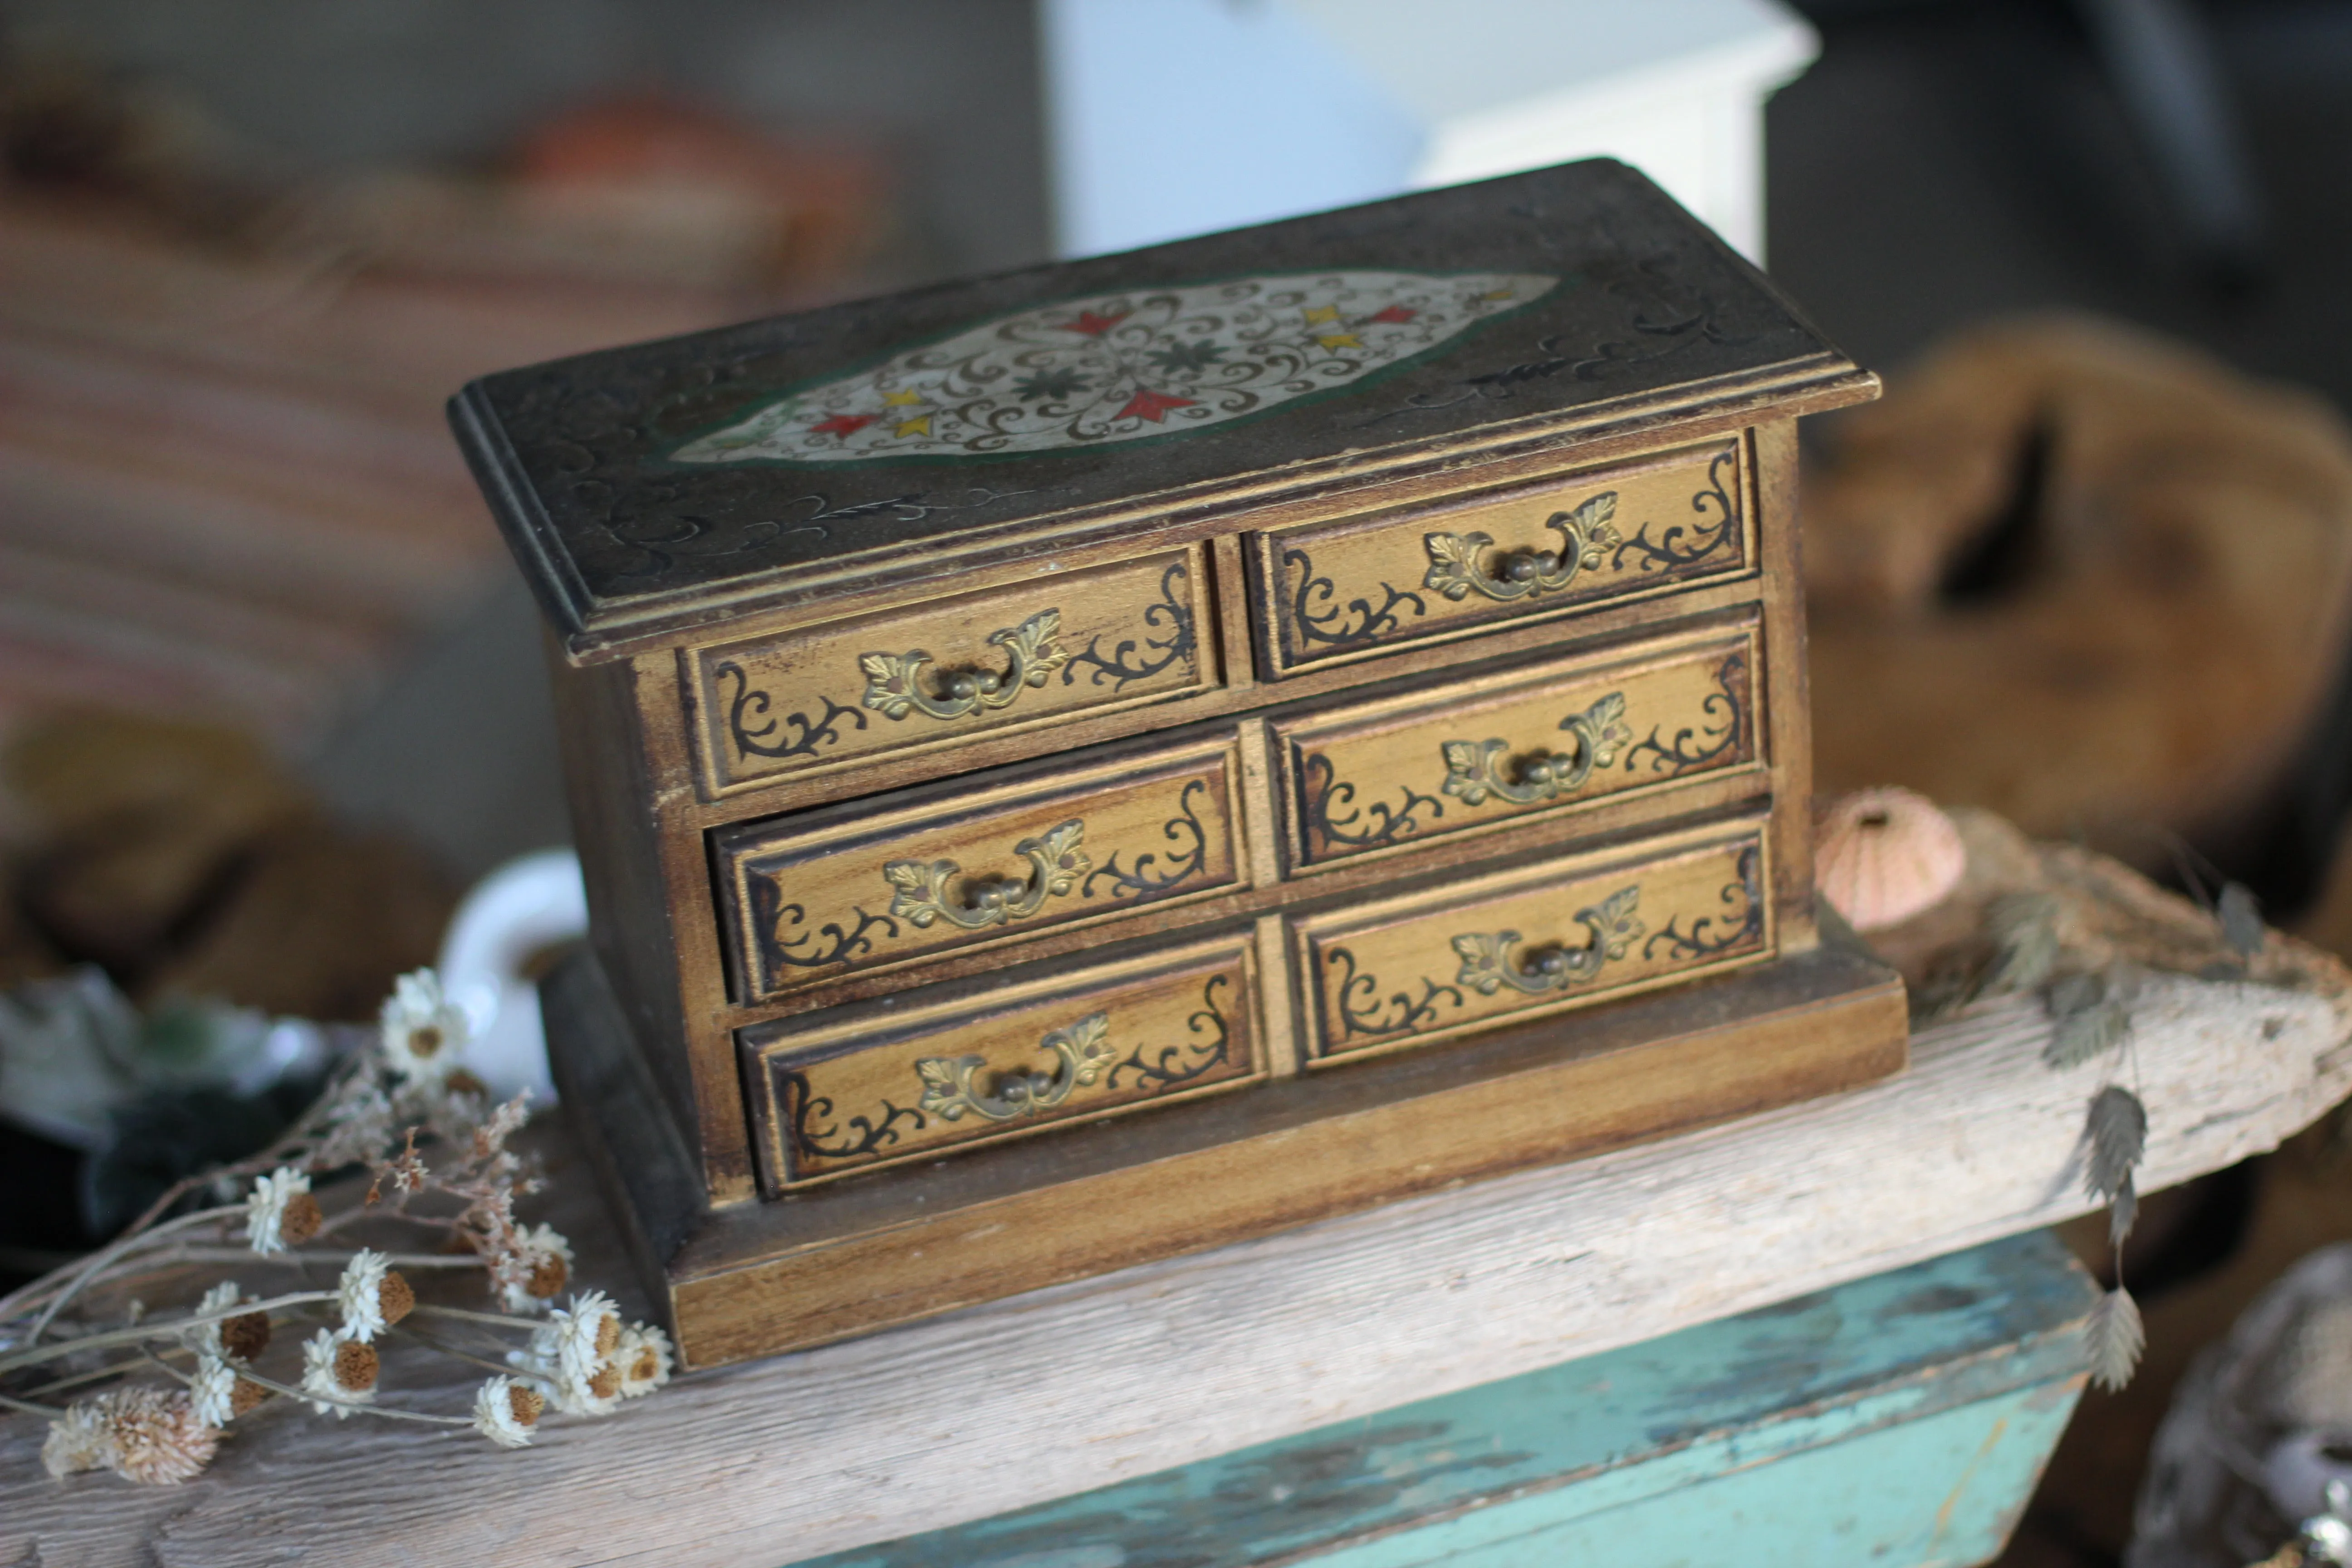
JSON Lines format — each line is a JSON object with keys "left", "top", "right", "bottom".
{"left": 543, "top": 945, "right": 1909, "bottom": 1370}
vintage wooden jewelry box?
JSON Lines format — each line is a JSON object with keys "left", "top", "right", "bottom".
{"left": 452, "top": 160, "right": 1910, "bottom": 1368}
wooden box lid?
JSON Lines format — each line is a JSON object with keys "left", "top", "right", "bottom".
{"left": 450, "top": 159, "right": 1870, "bottom": 663}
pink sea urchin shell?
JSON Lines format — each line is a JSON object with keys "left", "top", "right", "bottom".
{"left": 1815, "top": 787, "right": 1966, "bottom": 932}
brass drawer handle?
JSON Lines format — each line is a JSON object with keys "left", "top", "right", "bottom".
{"left": 916, "top": 1011, "right": 1114, "bottom": 1122}
{"left": 1441, "top": 691, "right": 1632, "bottom": 806}
{"left": 1451, "top": 885, "right": 1642, "bottom": 996}
{"left": 861, "top": 609, "right": 1069, "bottom": 721}
{"left": 1423, "top": 493, "right": 1621, "bottom": 603}
{"left": 884, "top": 820, "right": 1090, "bottom": 931}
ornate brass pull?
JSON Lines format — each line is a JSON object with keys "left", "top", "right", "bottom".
{"left": 883, "top": 820, "right": 1089, "bottom": 931}
{"left": 1452, "top": 885, "right": 1642, "bottom": 996}
{"left": 915, "top": 1011, "right": 1114, "bottom": 1122}
{"left": 860, "top": 609, "right": 1069, "bottom": 721}
{"left": 1441, "top": 692, "right": 1632, "bottom": 806}
{"left": 1424, "top": 493, "right": 1621, "bottom": 603}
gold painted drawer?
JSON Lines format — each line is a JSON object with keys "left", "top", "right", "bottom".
{"left": 742, "top": 932, "right": 1261, "bottom": 1190}
{"left": 687, "top": 546, "right": 1214, "bottom": 797}
{"left": 1252, "top": 440, "right": 1748, "bottom": 676}
{"left": 714, "top": 731, "right": 1248, "bottom": 1002}
{"left": 1291, "top": 821, "right": 1773, "bottom": 1063}
{"left": 1272, "top": 621, "right": 1761, "bottom": 873}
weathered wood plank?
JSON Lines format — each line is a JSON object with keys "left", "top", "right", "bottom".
{"left": 4, "top": 958, "right": 2346, "bottom": 1567}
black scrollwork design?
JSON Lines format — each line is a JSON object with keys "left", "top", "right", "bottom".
{"left": 1300, "top": 753, "right": 1445, "bottom": 854}
{"left": 788, "top": 1077, "right": 926, "bottom": 1163}
{"left": 1083, "top": 779, "right": 1213, "bottom": 899}
{"left": 715, "top": 659, "right": 868, "bottom": 763}
{"left": 1352, "top": 246, "right": 1761, "bottom": 429}
{"left": 1621, "top": 651, "right": 1750, "bottom": 776}
{"left": 1328, "top": 946, "right": 1465, "bottom": 1040}
{"left": 751, "top": 872, "right": 901, "bottom": 974}
{"left": 1611, "top": 448, "right": 1740, "bottom": 574}
{"left": 1109, "top": 972, "right": 1235, "bottom": 1092}
{"left": 1285, "top": 545, "right": 1427, "bottom": 651}
{"left": 1063, "top": 559, "right": 1198, "bottom": 690}
{"left": 1641, "top": 844, "right": 1765, "bottom": 963}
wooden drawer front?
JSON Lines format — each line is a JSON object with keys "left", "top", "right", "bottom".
{"left": 1294, "top": 823, "right": 1772, "bottom": 1063}
{"left": 744, "top": 935, "right": 1261, "bottom": 1187}
{"left": 715, "top": 734, "right": 1247, "bottom": 1002}
{"left": 1255, "top": 440, "right": 1747, "bottom": 676}
{"left": 687, "top": 546, "right": 1215, "bottom": 796}
{"left": 1274, "top": 623, "right": 1761, "bottom": 872}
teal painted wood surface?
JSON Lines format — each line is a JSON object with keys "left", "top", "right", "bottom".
{"left": 794, "top": 1230, "right": 2096, "bottom": 1568}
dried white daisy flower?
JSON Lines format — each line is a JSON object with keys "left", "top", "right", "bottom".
{"left": 45, "top": 1388, "right": 220, "bottom": 1484}
{"left": 614, "top": 1323, "right": 673, "bottom": 1399}
{"left": 243, "top": 1167, "right": 321, "bottom": 1255}
{"left": 335, "top": 1249, "right": 415, "bottom": 1343}
{"left": 471, "top": 1375, "right": 546, "bottom": 1449}
{"left": 511, "top": 1309, "right": 621, "bottom": 1417}
{"left": 190, "top": 1354, "right": 237, "bottom": 1428}
{"left": 188, "top": 1281, "right": 242, "bottom": 1356}
{"left": 380, "top": 968, "right": 468, "bottom": 1085}
{"left": 549, "top": 1290, "right": 622, "bottom": 1387}
{"left": 497, "top": 1223, "right": 574, "bottom": 1313}
{"left": 551, "top": 1361, "right": 622, "bottom": 1418}
{"left": 298, "top": 1328, "right": 380, "bottom": 1418}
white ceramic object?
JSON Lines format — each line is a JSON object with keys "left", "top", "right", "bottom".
{"left": 1041, "top": 0, "right": 1816, "bottom": 263}
{"left": 434, "top": 848, "right": 588, "bottom": 1103}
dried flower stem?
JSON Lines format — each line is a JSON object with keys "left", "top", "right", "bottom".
{"left": 390, "top": 1324, "right": 522, "bottom": 1379}
{"left": 0, "top": 1390, "right": 55, "bottom": 1418}
{"left": 227, "top": 1365, "right": 472, "bottom": 1427}
{"left": 0, "top": 1291, "right": 337, "bottom": 1376}
{"left": 410, "top": 1303, "right": 542, "bottom": 1332}
{"left": 107, "top": 1246, "right": 487, "bottom": 1271}
{"left": 9, "top": 1205, "right": 246, "bottom": 1340}
{"left": 23, "top": 1357, "right": 156, "bottom": 1401}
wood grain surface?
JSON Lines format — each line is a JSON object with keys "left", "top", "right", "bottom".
{"left": 7, "top": 944, "right": 2345, "bottom": 1568}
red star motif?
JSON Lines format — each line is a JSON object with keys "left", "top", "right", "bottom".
{"left": 809, "top": 413, "right": 878, "bottom": 437}
{"left": 1367, "top": 305, "right": 1417, "bottom": 324}
{"left": 1059, "top": 309, "right": 1130, "bottom": 337}
{"left": 1114, "top": 388, "right": 1197, "bottom": 424}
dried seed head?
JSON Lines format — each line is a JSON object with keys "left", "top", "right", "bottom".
{"left": 595, "top": 1313, "right": 622, "bottom": 1360}
{"left": 587, "top": 1365, "right": 622, "bottom": 1400}
{"left": 279, "top": 1193, "right": 323, "bottom": 1247}
{"left": 445, "top": 1067, "right": 487, "bottom": 1098}
{"left": 230, "top": 1377, "right": 271, "bottom": 1417}
{"left": 527, "top": 1252, "right": 568, "bottom": 1300}
{"left": 332, "top": 1339, "right": 380, "bottom": 1394}
{"left": 50, "top": 1388, "right": 221, "bottom": 1484}
{"left": 219, "top": 1310, "right": 271, "bottom": 1361}
{"left": 378, "top": 1270, "right": 415, "bottom": 1326}
{"left": 507, "top": 1383, "right": 544, "bottom": 1426}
